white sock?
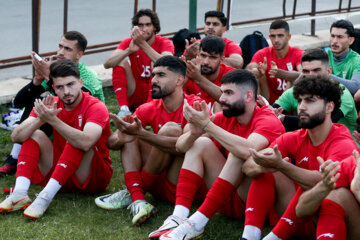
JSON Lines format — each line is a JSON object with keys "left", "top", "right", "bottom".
{"left": 188, "top": 211, "right": 209, "bottom": 231}
{"left": 242, "top": 225, "right": 262, "bottom": 240}
{"left": 10, "top": 143, "right": 22, "bottom": 159}
{"left": 173, "top": 205, "right": 190, "bottom": 220}
{"left": 263, "top": 232, "right": 282, "bottom": 240}
{"left": 13, "top": 176, "right": 31, "bottom": 196}
{"left": 40, "top": 178, "right": 62, "bottom": 202}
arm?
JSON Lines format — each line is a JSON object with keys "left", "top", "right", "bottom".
{"left": 270, "top": 69, "right": 300, "bottom": 82}
{"left": 223, "top": 54, "right": 244, "bottom": 69}
{"left": 176, "top": 120, "right": 207, "bottom": 153}
{"left": 183, "top": 100, "right": 270, "bottom": 159}
{"left": 11, "top": 116, "right": 45, "bottom": 143}
{"left": 296, "top": 158, "right": 341, "bottom": 217}
{"left": 250, "top": 145, "right": 322, "bottom": 189}
{"left": 351, "top": 150, "right": 360, "bottom": 202}
{"left": 331, "top": 73, "right": 360, "bottom": 95}
{"left": 103, "top": 48, "right": 133, "bottom": 69}
{"left": 32, "top": 96, "right": 103, "bottom": 151}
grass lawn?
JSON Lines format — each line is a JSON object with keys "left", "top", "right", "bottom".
{"left": 0, "top": 87, "right": 272, "bottom": 239}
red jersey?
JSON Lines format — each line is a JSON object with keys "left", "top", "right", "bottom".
{"left": 251, "top": 46, "right": 304, "bottom": 104}
{"left": 114, "top": 35, "right": 174, "bottom": 87}
{"left": 271, "top": 124, "right": 357, "bottom": 171}
{"left": 223, "top": 37, "right": 243, "bottom": 57}
{"left": 212, "top": 106, "right": 285, "bottom": 155}
{"left": 335, "top": 155, "right": 357, "bottom": 188}
{"left": 30, "top": 92, "right": 112, "bottom": 166}
{"left": 183, "top": 64, "right": 235, "bottom": 112}
{"left": 133, "top": 94, "right": 202, "bottom": 133}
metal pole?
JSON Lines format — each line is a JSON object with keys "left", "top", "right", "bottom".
{"left": 339, "top": 0, "right": 343, "bottom": 12}
{"left": 134, "top": 0, "right": 138, "bottom": 16}
{"left": 292, "top": 0, "right": 297, "bottom": 19}
{"left": 152, "top": 0, "right": 156, "bottom": 12}
{"left": 311, "top": 0, "right": 316, "bottom": 36}
{"left": 32, "top": 0, "right": 41, "bottom": 76}
{"left": 63, "top": 0, "right": 68, "bottom": 34}
{"left": 348, "top": 0, "right": 352, "bottom": 12}
{"left": 282, "top": 0, "right": 286, "bottom": 18}
{"left": 226, "top": 0, "right": 231, "bottom": 30}
{"left": 189, "top": 0, "right": 197, "bottom": 32}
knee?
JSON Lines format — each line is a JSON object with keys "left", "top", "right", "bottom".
{"left": 187, "top": 137, "right": 215, "bottom": 154}
{"left": 326, "top": 187, "right": 356, "bottom": 209}
{"left": 158, "top": 122, "right": 183, "bottom": 137}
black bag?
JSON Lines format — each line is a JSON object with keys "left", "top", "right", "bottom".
{"left": 350, "top": 28, "right": 360, "bottom": 54}
{"left": 240, "top": 31, "right": 269, "bottom": 68}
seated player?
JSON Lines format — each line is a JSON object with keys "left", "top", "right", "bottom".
{"left": 240, "top": 76, "right": 358, "bottom": 240}
{"left": 95, "top": 56, "right": 203, "bottom": 226}
{"left": 246, "top": 19, "right": 303, "bottom": 104}
{"left": 183, "top": 35, "right": 235, "bottom": 113}
{"left": 184, "top": 10, "right": 243, "bottom": 69}
{"left": 150, "top": 69, "right": 285, "bottom": 239}
{"left": 103, "top": 9, "right": 174, "bottom": 117}
{"left": 0, "top": 60, "right": 112, "bottom": 219}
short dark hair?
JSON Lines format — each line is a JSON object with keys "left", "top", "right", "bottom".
{"left": 132, "top": 9, "right": 161, "bottom": 34}
{"left": 63, "top": 31, "right": 87, "bottom": 52}
{"left": 293, "top": 75, "right": 343, "bottom": 114}
{"left": 270, "top": 19, "right": 289, "bottom": 33}
{"left": 204, "top": 10, "right": 227, "bottom": 27}
{"left": 200, "top": 35, "right": 225, "bottom": 56}
{"left": 153, "top": 55, "right": 186, "bottom": 77}
{"left": 330, "top": 19, "right": 354, "bottom": 37}
{"left": 221, "top": 69, "right": 258, "bottom": 99}
{"left": 301, "top": 48, "right": 329, "bottom": 66}
{"left": 49, "top": 59, "right": 80, "bottom": 84}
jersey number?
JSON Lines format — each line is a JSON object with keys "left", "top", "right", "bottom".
{"left": 141, "top": 65, "right": 151, "bottom": 77}
{"left": 276, "top": 78, "right": 287, "bottom": 91}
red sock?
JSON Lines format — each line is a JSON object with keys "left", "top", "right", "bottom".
{"left": 317, "top": 199, "right": 346, "bottom": 240}
{"left": 125, "top": 171, "right": 145, "bottom": 202}
{"left": 16, "top": 138, "right": 40, "bottom": 180}
{"left": 141, "top": 168, "right": 160, "bottom": 192}
{"left": 175, "top": 169, "right": 204, "bottom": 209}
{"left": 51, "top": 143, "right": 84, "bottom": 186}
{"left": 245, "top": 173, "right": 275, "bottom": 229}
{"left": 272, "top": 188, "right": 315, "bottom": 239}
{"left": 112, "top": 66, "right": 128, "bottom": 106}
{"left": 198, "top": 177, "right": 236, "bottom": 219}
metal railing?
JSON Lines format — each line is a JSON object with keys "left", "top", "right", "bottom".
{"left": 1, "top": 0, "right": 360, "bottom": 70}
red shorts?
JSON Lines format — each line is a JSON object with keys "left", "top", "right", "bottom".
{"left": 31, "top": 145, "right": 112, "bottom": 194}
{"left": 129, "top": 80, "right": 152, "bottom": 109}
{"left": 144, "top": 171, "right": 209, "bottom": 203}
{"left": 218, "top": 191, "right": 246, "bottom": 219}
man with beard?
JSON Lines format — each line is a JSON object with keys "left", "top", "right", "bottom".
{"left": 149, "top": 70, "right": 285, "bottom": 240}
{"left": 95, "top": 56, "right": 202, "bottom": 226}
{"left": 327, "top": 19, "right": 360, "bottom": 94}
{"left": 246, "top": 20, "right": 303, "bottom": 104}
{"left": 240, "top": 76, "right": 357, "bottom": 240}
{"left": 0, "top": 31, "right": 105, "bottom": 176}
{"left": 183, "top": 35, "right": 235, "bottom": 113}
{"left": 272, "top": 49, "right": 358, "bottom": 146}
{"left": 104, "top": 9, "right": 174, "bottom": 117}
{"left": 184, "top": 10, "right": 243, "bottom": 69}
{"left": 0, "top": 60, "right": 112, "bottom": 219}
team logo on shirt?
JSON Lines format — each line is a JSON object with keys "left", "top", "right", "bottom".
{"left": 78, "top": 114, "right": 82, "bottom": 127}
{"left": 18, "top": 161, "right": 26, "bottom": 166}
{"left": 281, "top": 217, "right": 294, "bottom": 225}
{"left": 298, "top": 156, "right": 308, "bottom": 164}
{"left": 286, "top": 62, "right": 293, "bottom": 71}
{"left": 158, "top": 124, "right": 162, "bottom": 129}
{"left": 317, "top": 233, "right": 334, "bottom": 239}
